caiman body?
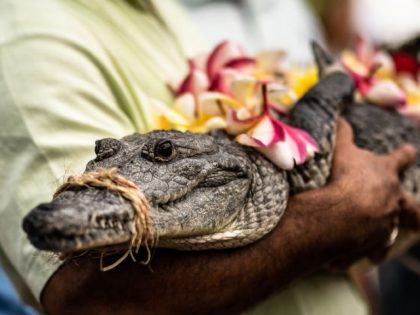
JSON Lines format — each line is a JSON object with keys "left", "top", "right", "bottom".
{"left": 23, "top": 47, "right": 420, "bottom": 255}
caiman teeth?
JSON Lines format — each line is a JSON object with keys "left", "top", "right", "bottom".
{"left": 93, "top": 215, "right": 131, "bottom": 230}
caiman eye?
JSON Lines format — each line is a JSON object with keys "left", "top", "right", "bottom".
{"left": 94, "top": 138, "right": 122, "bottom": 161}
{"left": 154, "top": 140, "right": 174, "bottom": 161}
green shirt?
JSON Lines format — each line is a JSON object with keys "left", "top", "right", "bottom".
{"left": 0, "top": 0, "right": 367, "bottom": 314}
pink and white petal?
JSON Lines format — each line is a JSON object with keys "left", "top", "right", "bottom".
{"left": 356, "top": 35, "right": 376, "bottom": 68}
{"left": 235, "top": 133, "right": 261, "bottom": 147}
{"left": 173, "top": 93, "right": 196, "bottom": 121}
{"left": 373, "top": 51, "right": 395, "bottom": 75}
{"left": 226, "top": 108, "right": 260, "bottom": 135}
{"left": 177, "top": 69, "right": 209, "bottom": 96}
{"left": 266, "top": 82, "right": 289, "bottom": 97}
{"left": 288, "top": 125, "right": 320, "bottom": 153}
{"left": 341, "top": 51, "right": 370, "bottom": 78}
{"left": 268, "top": 103, "right": 290, "bottom": 115}
{"left": 365, "top": 80, "right": 407, "bottom": 107}
{"left": 200, "top": 92, "right": 242, "bottom": 116}
{"left": 247, "top": 116, "right": 285, "bottom": 147}
{"left": 207, "top": 41, "right": 244, "bottom": 80}
{"left": 190, "top": 53, "right": 209, "bottom": 72}
{"left": 205, "top": 116, "right": 228, "bottom": 130}
{"left": 265, "top": 83, "right": 296, "bottom": 113}
{"left": 256, "top": 50, "right": 286, "bottom": 74}
{"left": 256, "top": 142, "right": 295, "bottom": 170}
{"left": 285, "top": 125, "right": 319, "bottom": 163}
{"left": 209, "top": 68, "right": 241, "bottom": 94}
{"left": 398, "top": 75, "right": 419, "bottom": 92}
{"left": 274, "top": 119, "right": 319, "bottom": 163}
{"left": 224, "top": 57, "right": 256, "bottom": 73}
{"left": 230, "top": 76, "right": 258, "bottom": 105}
{"left": 357, "top": 78, "right": 373, "bottom": 97}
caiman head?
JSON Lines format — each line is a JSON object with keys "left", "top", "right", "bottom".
{"left": 22, "top": 130, "right": 261, "bottom": 253}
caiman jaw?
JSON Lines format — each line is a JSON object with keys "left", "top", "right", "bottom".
{"left": 22, "top": 188, "right": 136, "bottom": 253}
{"left": 23, "top": 167, "right": 249, "bottom": 253}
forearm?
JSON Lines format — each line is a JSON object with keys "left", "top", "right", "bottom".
{"left": 41, "top": 184, "right": 349, "bottom": 315}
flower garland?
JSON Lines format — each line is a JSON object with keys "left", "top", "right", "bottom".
{"left": 341, "top": 36, "right": 420, "bottom": 118}
{"left": 153, "top": 39, "right": 420, "bottom": 170}
{"left": 161, "top": 41, "right": 319, "bottom": 170}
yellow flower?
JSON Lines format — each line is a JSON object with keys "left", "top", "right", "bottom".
{"left": 285, "top": 65, "right": 318, "bottom": 99}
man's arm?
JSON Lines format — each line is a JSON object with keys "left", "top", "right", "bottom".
{"left": 42, "top": 120, "right": 420, "bottom": 315}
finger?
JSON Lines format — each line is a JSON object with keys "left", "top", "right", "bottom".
{"left": 399, "top": 191, "right": 420, "bottom": 230}
{"left": 335, "top": 118, "right": 354, "bottom": 150}
{"left": 385, "top": 145, "right": 417, "bottom": 172}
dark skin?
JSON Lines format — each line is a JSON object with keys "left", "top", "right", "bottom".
{"left": 42, "top": 119, "right": 420, "bottom": 315}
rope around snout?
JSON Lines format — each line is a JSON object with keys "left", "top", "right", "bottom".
{"left": 54, "top": 168, "right": 155, "bottom": 271}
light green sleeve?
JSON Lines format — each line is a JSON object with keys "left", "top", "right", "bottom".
{"left": 0, "top": 0, "right": 184, "bottom": 302}
{"left": 0, "top": 34, "right": 135, "bottom": 302}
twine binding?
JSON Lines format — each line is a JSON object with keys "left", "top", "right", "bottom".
{"left": 54, "top": 168, "right": 155, "bottom": 271}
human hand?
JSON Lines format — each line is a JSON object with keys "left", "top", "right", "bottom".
{"left": 326, "top": 118, "right": 420, "bottom": 267}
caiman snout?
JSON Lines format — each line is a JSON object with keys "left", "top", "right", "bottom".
{"left": 23, "top": 188, "right": 135, "bottom": 253}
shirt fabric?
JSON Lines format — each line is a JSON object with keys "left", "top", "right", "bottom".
{"left": 0, "top": 0, "right": 367, "bottom": 314}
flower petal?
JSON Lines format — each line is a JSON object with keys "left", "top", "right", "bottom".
{"left": 285, "top": 66, "right": 318, "bottom": 99}
{"left": 174, "top": 93, "right": 196, "bottom": 121}
{"left": 200, "top": 92, "right": 242, "bottom": 116}
{"left": 245, "top": 116, "right": 285, "bottom": 147}
{"left": 207, "top": 41, "right": 244, "bottom": 80}
{"left": 341, "top": 51, "right": 370, "bottom": 78}
{"left": 356, "top": 35, "right": 376, "bottom": 68}
{"left": 233, "top": 116, "right": 319, "bottom": 169}
{"left": 208, "top": 69, "right": 240, "bottom": 94}
{"left": 365, "top": 80, "right": 407, "bottom": 107}
{"left": 190, "top": 53, "right": 208, "bottom": 72}
{"left": 256, "top": 142, "right": 295, "bottom": 170}
{"left": 224, "top": 57, "right": 256, "bottom": 73}
{"left": 252, "top": 125, "right": 319, "bottom": 170}
{"left": 151, "top": 99, "right": 190, "bottom": 129}
{"left": 392, "top": 53, "right": 419, "bottom": 78}
{"left": 265, "top": 82, "right": 296, "bottom": 113}
{"left": 373, "top": 51, "right": 395, "bottom": 79}
{"left": 205, "top": 116, "right": 228, "bottom": 130}
{"left": 282, "top": 123, "right": 319, "bottom": 164}
{"left": 226, "top": 108, "right": 261, "bottom": 135}
{"left": 256, "top": 50, "right": 285, "bottom": 74}
{"left": 229, "top": 76, "right": 258, "bottom": 106}
{"left": 177, "top": 69, "right": 209, "bottom": 96}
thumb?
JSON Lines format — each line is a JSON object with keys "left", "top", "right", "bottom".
{"left": 335, "top": 118, "right": 354, "bottom": 151}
